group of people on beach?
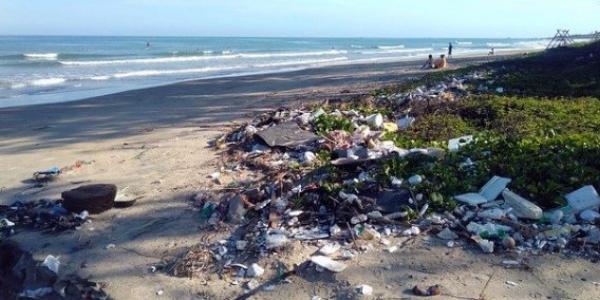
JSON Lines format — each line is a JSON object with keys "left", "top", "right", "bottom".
{"left": 421, "top": 42, "right": 452, "bottom": 70}
{"left": 422, "top": 42, "right": 496, "bottom": 70}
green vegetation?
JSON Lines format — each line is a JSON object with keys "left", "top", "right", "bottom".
{"left": 375, "top": 42, "right": 600, "bottom": 210}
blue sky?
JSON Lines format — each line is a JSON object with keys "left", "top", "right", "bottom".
{"left": 0, "top": 0, "right": 598, "bottom": 38}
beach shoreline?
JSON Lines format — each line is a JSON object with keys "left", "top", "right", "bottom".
{"left": 0, "top": 50, "right": 529, "bottom": 109}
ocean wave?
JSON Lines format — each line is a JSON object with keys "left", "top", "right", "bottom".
{"left": 59, "top": 49, "right": 347, "bottom": 66}
{"left": 24, "top": 53, "right": 59, "bottom": 60}
{"left": 238, "top": 50, "right": 347, "bottom": 59}
{"left": 254, "top": 57, "right": 348, "bottom": 68}
{"left": 486, "top": 42, "right": 512, "bottom": 48}
{"left": 109, "top": 66, "right": 244, "bottom": 79}
{"left": 456, "top": 41, "right": 473, "bottom": 45}
{"left": 361, "top": 47, "right": 433, "bottom": 55}
{"left": 59, "top": 54, "right": 240, "bottom": 66}
{"left": 377, "top": 45, "right": 405, "bottom": 50}
{"left": 30, "top": 77, "right": 67, "bottom": 87}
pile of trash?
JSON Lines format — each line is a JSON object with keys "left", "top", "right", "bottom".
{"left": 1, "top": 184, "right": 135, "bottom": 237}
{"left": 179, "top": 73, "right": 600, "bottom": 288}
{"left": 0, "top": 199, "right": 90, "bottom": 236}
{"left": 0, "top": 240, "right": 110, "bottom": 299}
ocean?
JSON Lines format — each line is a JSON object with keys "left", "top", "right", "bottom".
{"left": 0, "top": 36, "right": 552, "bottom": 107}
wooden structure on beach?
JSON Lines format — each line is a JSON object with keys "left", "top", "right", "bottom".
{"left": 546, "top": 29, "right": 575, "bottom": 49}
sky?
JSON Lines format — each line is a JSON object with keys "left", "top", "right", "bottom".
{"left": 0, "top": 0, "right": 599, "bottom": 38}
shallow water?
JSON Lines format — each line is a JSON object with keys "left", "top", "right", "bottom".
{"left": 0, "top": 36, "right": 553, "bottom": 107}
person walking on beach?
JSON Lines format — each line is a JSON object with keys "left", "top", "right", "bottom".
{"left": 448, "top": 42, "right": 453, "bottom": 57}
{"left": 488, "top": 47, "right": 495, "bottom": 56}
{"left": 421, "top": 54, "right": 434, "bottom": 69}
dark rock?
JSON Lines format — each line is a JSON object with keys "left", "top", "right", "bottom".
{"left": 227, "top": 195, "right": 247, "bottom": 224}
{"left": 62, "top": 184, "right": 117, "bottom": 214}
{"left": 256, "top": 122, "right": 319, "bottom": 148}
{"left": 375, "top": 189, "right": 411, "bottom": 214}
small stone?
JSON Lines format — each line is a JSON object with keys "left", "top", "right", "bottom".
{"left": 366, "top": 113, "right": 384, "bottom": 128}
{"left": 246, "top": 279, "right": 259, "bottom": 290}
{"left": 266, "top": 232, "right": 289, "bottom": 249}
{"left": 472, "top": 236, "right": 494, "bottom": 253}
{"left": 247, "top": 263, "right": 265, "bottom": 278}
{"left": 105, "top": 243, "right": 116, "bottom": 250}
{"left": 156, "top": 289, "right": 164, "bottom": 296}
{"left": 502, "top": 236, "right": 516, "bottom": 249}
{"left": 436, "top": 228, "right": 458, "bottom": 240}
{"left": 446, "top": 241, "right": 455, "bottom": 248}
{"left": 505, "top": 281, "right": 518, "bottom": 287}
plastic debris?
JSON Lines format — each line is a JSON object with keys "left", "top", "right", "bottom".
{"left": 246, "top": 263, "right": 265, "bottom": 278}
{"left": 256, "top": 121, "right": 319, "bottom": 148}
{"left": 402, "top": 226, "right": 421, "bottom": 236}
{"left": 356, "top": 284, "right": 373, "bottom": 296}
{"left": 436, "top": 228, "right": 458, "bottom": 240}
{"left": 265, "top": 232, "right": 289, "bottom": 249}
{"left": 318, "top": 243, "right": 341, "bottom": 256}
{"left": 472, "top": 236, "right": 494, "bottom": 253}
{"left": 454, "top": 193, "right": 488, "bottom": 206}
{"left": 502, "top": 189, "right": 543, "bottom": 220}
{"left": 448, "top": 135, "right": 473, "bottom": 152}
{"left": 310, "top": 256, "right": 347, "bottom": 273}
{"left": 467, "top": 222, "right": 512, "bottom": 237}
{"left": 413, "top": 285, "right": 442, "bottom": 297}
{"left": 366, "top": 113, "right": 383, "bottom": 128}
{"left": 408, "top": 175, "right": 423, "bottom": 186}
{"left": 580, "top": 209, "right": 600, "bottom": 222}
{"left": 41, "top": 255, "right": 60, "bottom": 274}
{"left": 397, "top": 116, "right": 415, "bottom": 130}
{"left": 479, "top": 176, "right": 511, "bottom": 202}
{"left": 565, "top": 185, "right": 600, "bottom": 213}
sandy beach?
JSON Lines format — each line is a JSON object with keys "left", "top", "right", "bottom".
{"left": 3, "top": 53, "right": 599, "bottom": 300}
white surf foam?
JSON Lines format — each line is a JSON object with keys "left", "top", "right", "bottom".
{"left": 59, "top": 54, "right": 240, "bottom": 66}
{"left": 109, "top": 66, "right": 244, "bottom": 79}
{"left": 254, "top": 57, "right": 348, "bottom": 68}
{"left": 59, "top": 49, "right": 347, "bottom": 66}
{"left": 238, "top": 50, "right": 347, "bottom": 59}
{"left": 377, "top": 45, "right": 405, "bottom": 50}
{"left": 30, "top": 78, "right": 67, "bottom": 87}
{"left": 24, "top": 53, "right": 59, "bottom": 60}
{"left": 486, "top": 42, "right": 512, "bottom": 48}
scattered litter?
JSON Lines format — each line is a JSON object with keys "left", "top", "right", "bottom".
{"left": 479, "top": 176, "right": 511, "bottom": 202}
{"left": 318, "top": 243, "right": 341, "bottom": 256}
{"left": 356, "top": 284, "right": 373, "bottom": 296}
{"left": 413, "top": 285, "right": 442, "bottom": 297}
{"left": 33, "top": 166, "right": 61, "bottom": 181}
{"left": 455, "top": 193, "right": 488, "bottom": 206}
{"left": 565, "top": 185, "right": 600, "bottom": 213}
{"left": 42, "top": 255, "right": 60, "bottom": 274}
{"left": 437, "top": 228, "right": 458, "bottom": 240}
{"left": 505, "top": 281, "right": 518, "bottom": 287}
{"left": 310, "top": 256, "right": 347, "bottom": 273}
{"left": 246, "top": 263, "right": 265, "bottom": 278}
{"left": 502, "top": 189, "right": 543, "bottom": 220}
{"left": 448, "top": 135, "right": 473, "bottom": 152}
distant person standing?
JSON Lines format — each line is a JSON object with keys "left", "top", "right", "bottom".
{"left": 448, "top": 42, "right": 453, "bottom": 57}
{"left": 146, "top": 42, "right": 150, "bottom": 48}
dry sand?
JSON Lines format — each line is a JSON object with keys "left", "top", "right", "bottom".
{"left": 2, "top": 55, "right": 600, "bottom": 299}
